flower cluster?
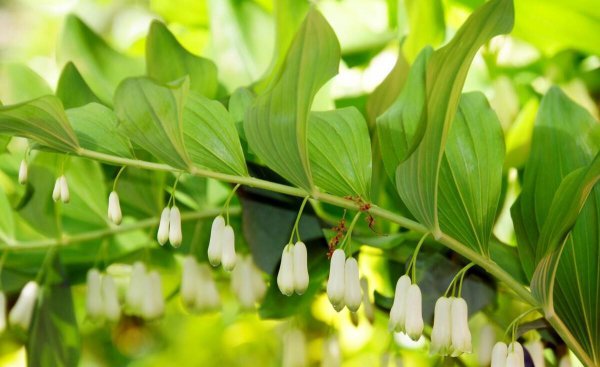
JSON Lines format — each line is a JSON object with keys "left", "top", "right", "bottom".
{"left": 85, "top": 268, "right": 121, "bottom": 322}
{"left": 107, "top": 191, "right": 122, "bottom": 225}
{"left": 181, "top": 256, "right": 220, "bottom": 313}
{"left": 157, "top": 206, "right": 182, "bottom": 247}
{"left": 8, "top": 281, "right": 39, "bottom": 331}
{"left": 389, "top": 275, "right": 423, "bottom": 341}
{"left": 125, "top": 262, "right": 164, "bottom": 320}
{"left": 430, "top": 296, "right": 472, "bottom": 356}
{"left": 326, "top": 249, "right": 361, "bottom": 312}
{"left": 52, "top": 175, "right": 70, "bottom": 203}
{"left": 207, "top": 215, "right": 236, "bottom": 271}
{"left": 231, "top": 254, "right": 266, "bottom": 308}
{"left": 277, "top": 241, "right": 309, "bottom": 296}
{"left": 491, "top": 341, "right": 524, "bottom": 367}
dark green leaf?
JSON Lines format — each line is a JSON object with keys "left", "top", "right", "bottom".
{"left": 56, "top": 62, "right": 102, "bottom": 109}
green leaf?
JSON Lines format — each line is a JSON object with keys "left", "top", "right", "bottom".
{"left": 146, "top": 21, "right": 219, "bottom": 98}
{"left": 308, "top": 108, "right": 371, "bottom": 199}
{"left": 183, "top": 92, "right": 248, "bottom": 176}
{"left": 0, "top": 96, "right": 80, "bottom": 152}
{"left": 114, "top": 77, "right": 191, "bottom": 169}
{"left": 396, "top": 0, "right": 514, "bottom": 235}
{"left": 58, "top": 15, "right": 142, "bottom": 104}
{"left": 244, "top": 9, "right": 341, "bottom": 192}
{"left": 403, "top": 0, "right": 445, "bottom": 61}
{"left": 376, "top": 47, "right": 431, "bottom": 182}
{"left": 437, "top": 93, "right": 505, "bottom": 255}
{"left": 56, "top": 62, "right": 102, "bottom": 110}
{"left": 0, "top": 186, "right": 14, "bottom": 241}
{"left": 66, "top": 103, "right": 134, "bottom": 158}
{"left": 0, "top": 63, "right": 53, "bottom": 105}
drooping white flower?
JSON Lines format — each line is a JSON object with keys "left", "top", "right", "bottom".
{"left": 18, "top": 160, "right": 28, "bottom": 185}
{"left": 207, "top": 215, "right": 225, "bottom": 266}
{"left": 59, "top": 175, "right": 70, "bottom": 203}
{"left": 181, "top": 256, "right": 200, "bottom": 308}
{"left": 277, "top": 244, "right": 295, "bottom": 296}
{"left": 477, "top": 325, "right": 496, "bottom": 366}
{"left": 293, "top": 241, "right": 309, "bottom": 295}
{"left": 107, "top": 191, "right": 122, "bottom": 225}
{"left": 389, "top": 275, "right": 411, "bottom": 333}
{"left": 231, "top": 255, "right": 265, "bottom": 309}
{"left": 157, "top": 207, "right": 170, "bottom": 246}
{"left": 360, "top": 277, "right": 375, "bottom": 324}
{"left": 169, "top": 206, "right": 182, "bottom": 247}
{"left": 525, "top": 340, "right": 545, "bottom": 367}
{"left": 344, "top": 257, "right": 362, "bottom": 312}
{"left": 283, "top": 328, "right": 307, "bottom": 367}
{"left": 85, "top": 269, "right": 104, "bottom": 321}
{"left": 9, "top": 281, "right": 39, "bottom": 331}
{"left": 250, "top": 259, "right": 267, "bottom": 301}
{"left": 451, "top": 297, "right": 472, "bottom": 356}
{"left": 430, "top": 297, "right": 453, "bottom": 356}
{"left": 558, "top": 355, "right": 571, "bottom": 367}
{"left": 102, "top": 274, "right": 121, "bottom": 322}
{"left": 125, "top": 262, "right": 147, "bottom": 314}
{"left": 196, "top": 263, "right": 220, "bottom": 311}
{"left": 507, "top": 342, "right": 525, "bottom": 367}
{"left": 141, "top": 271, "right": 164, "bottom": 320}
{"left": 52, "top": 178, "right": 61, "bottom": 202}
{"left": 321, "top": 335, "right": 341, "bottom": 367}
{"left": 221, "top": 225, "right": 236, "bottom": 271}
{"left": 0, "top": 292, "right": 6, "bottom": 333}
{"left": 404, "top": 284, "right": 423, "bottom": 341}
{"left": 327, "top": 249, "right": 346, "bottom": 311}
{"left": 491, "top": 342, "right": 508, "bottom": 367}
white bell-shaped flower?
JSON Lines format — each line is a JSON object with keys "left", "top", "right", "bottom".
{"left": 239, "top": 257, "right": 259, "bottom": 308}
{"left": 18, "top": 160, "right": 28, "bottom": 185}
{"left": 107, "top": 191, "right": 122, "bottom": 225}
{"left": 169, "top": 206, "right": 182, "bottom": 247}
{"left": 141, "top": 271, "right": 164, "bottom": 320}
{"left": 59, "top": 175, "right": 70, "bottom": 203}
{"left": 85, "top": 269, "right": 104, "bottom": 321}
{"left": 0, "top": 292, "right": 6, "bottom": 333}
{"left": 558, "top": 356, "right": 571, "bottom": 367}
{"left": 9, "top": 281, "right": 39, "bottom": 331}
{"left": 277, "top": 244, "right": 295, "bottom": 296}
{"left": 125, "top": 262, "right": 147, "bottom": 314}
{"left": 283, "top": 328, "right": 307, "bottom": 367}
{"left": 327, "top": 249, "right": 346, "bottom": 311}
{"left": 293, "top": 241, "right": 309, "bottom": 295}
{"left": 52, "top": 178, "right": 61, "bottom": 202}
{"left": 250, "top": 259, "right": 267, "bottom": 301}
{"left": 196, "top": 263, "right": 220, "bottom": 311}
{"left": 208, "top": 215, "right": 225, "bottom": 266}
{"left": 389, "top": 275, "right": 411, "bottom": 333}
{"left": 451, "top": 297, "right": 472, "bottom": 356}
{"left": 430, "top": 297, "right": 453, "bottom": 355}
{"left": 344, "top": 257, "right": 361, "bottom": 312}
{"left": 102, "top": 274, "right": 121, "bottom": 322}
{"left": 491, "top": 342, "right": 508, "bottom": 367}
{"left": 507, "top": 342, "right": 524, "bottom": 367}
{"left": 360, "top": 277, "right": 375, "bottom": 324}
{"left": 181, "top": 256, "right": 200, "bottom": 308}
{"left": 477, "top": 325, "right": 496, "bottom": 366}
{"left": 525, "top": 340, "right": 545, "bottom": 367}
{"left": 404, "top": 284, "right": 423, "bottom": 340}
{"left": 157, "top": 207, "right": 170, "bottom": 245}
{"left": 221, "top": 225, "right": 236, "bottom": 271}
{"left": 321, "top": 335, "right": 341, "bottom": 367}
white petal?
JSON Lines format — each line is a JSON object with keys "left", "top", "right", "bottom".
{"left": 450, "top": 297, "right": 472, "bottom": 356}
{"left": 0, "top": 293, "right": 5, "bottom": 333}
{"left": 326, "top": 249, "right": 346, "bottom": 309}
{"left": 506, "top": 351, "right": 520, "bottom": 367}
{"left": 101, "top": 274, "right": 121, "bottom": 322}
{"left": 293, "top": 241, "right": 309, "bottom": 295}
{"left": 59, "top": 175, "right": 70, "bottom": 203}
{"left": 168, "top": 206, "right": 182, "bottom": 247}
{"left": 491, "top": 342, "right": 508, "bottom": 367}
{"left": 108, "top": 191, "right": 122, "bottom": 225}
{"left": 277, "top": 245, "right": 295, "bottom": 296}
{"left": 8, "top": 281, "right": 39, "bottom": 331}
{"left": 360, "top": 277, "right": 375, "bottom": 324}
{"left": 321, "top": 335, "right": 341, "bottom": 367}
{"left": 477, "top": 325, "right": 496, "bottom": 366}
{"left": 508, "top": 342, "right": 524, "bottom": 367}
{"left": 85, "top": 269, "right": 104, "bottom": 321}
{"left": 18, "top": 160, "right": 28, "bottom": 185}
{"left": 344, "top": 257, "right": 362, "bottom": 312}
{"left": 197, "top": 263, "right": 220, "bottom": 311}
{"left": 389, "top": 275, "right": 411, "bottom": 333}
{"left": 525, "top": 340, "right": 545, "bottom": 367}
{"left": 52, "top": 178, "right": 61, "bottom": 202}
{"left": 237, "top": 257, "right": 257, "bottom": 309}
{"left": 125, "top": 262, "right": 146, "bottom": 314}
{"left": 207, "top": 216, "right": 225, "bottom": 266}
{"left": 430, "top": 297, "right": 453, "bottom": 356}
{"left": 157, "top": 207, "right": 170, "bottom": 245}
{"left": 221, "top": 225, "right": 236, "bottom": 271}
{"left": 404, "top": 284, "right": 423, "bottom": 341}
{"left": 181, "top": 256, "right": 200, "bottom": 308}
{"left": 141, "top": 271, "right": 164, "bottom": 320}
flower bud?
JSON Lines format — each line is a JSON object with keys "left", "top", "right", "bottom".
{"left": 477, "top": 325, "right": 496, "bottom": 366}
{"left": 283, "top": 329, "right": 307, "bottom": 367}
{"left": 293, "top": 241, "right": 309, "bottom": 295}
{"left": 157, "top": 207, "right": 170, "bottom": 245}
{"left": 327, "top": 249, "right": 346, "bottom": 310}
{"left": 344, "top": 257, "right": 361, "bottom": 312}
{"left": 507, "top": 342, "right": 524, "bottom": 367}
{"left": 221, "top": 225, "right": 236, "bottom": 271}
{"left": 491, "top": 342, "right": 508, "bottom": 367}
{"left": 405, "top": 284, "right": 423, "bottom": 340}
{"left": 59, "top": 175, "right": 69, "bottom": 203}
{"left": 169, "top": 206, "right": 182, "bottom": 247}
{"left": 141, "top": 271, "right": 164, "bottom": 320}
{"left": 18, "top": 160, "right": 28, "bottom": 185}
{"left": 208, "top": 215, "right": 225, "bottom": 266}
{"left": 102, "top": 274, "right": 121, "bottom": 322}
{"left": 0, "top": 292, "right": 6, "bottom": 333}
{"left": 126, "top": 262, "right": 147, "bottom": 314}
{"left": 558, "top": 356, "right": 571, "bottom": 367}
{"left": 85, "top": 269, "right": 104, "bottom": 321}
{"left": 360, "top": 277, "right": 375, "bottom": 324}
{"left": 181, "top": 256, "right": 200, "bottom": 308}
{"left": 108, "top": 191, "right": 122, "bottom": 225}
{"left": 389, "top": 275, "right": 411, "bottom": 333}
{"left": 451, "top": 297, "right": 472, "bottom": 356}
{"left": 430, "top": 297, "right": 453, "bottom": 356}
{"left": 9, "top": 281, "right": 39, "bottom": 331}
{"left": 321, "top": 335, "right": 341, "bottom": 367}
{"left": 277, "top": 244, "right": 295, "bottom": 296}
{"left": 525, "top": 340, "right": 545, "bottom": 367}
{"left": 52, "top": 178, "right": 61, "bottom": 202}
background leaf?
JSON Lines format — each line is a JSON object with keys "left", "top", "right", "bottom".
{"left": 0, "top": 63, "right": 53, "bottom": 105}
{"left": 56, "top": 62, "right": 102, "bottom": 110}
{"left": 403, "top": 0, "right": 445, "bottom": 61}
